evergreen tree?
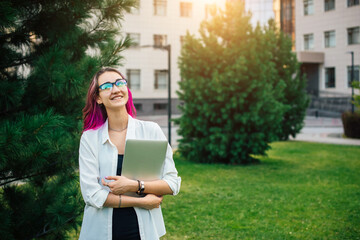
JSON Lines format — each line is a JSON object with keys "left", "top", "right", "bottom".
{"left": 264, "top": 20, "right": 309, "bottom": 140}
{"left": 176, "top": 1, "right": 307, "bottom": 164}
{"left": 0, "top": 0, "right": 135, "bottom": 239}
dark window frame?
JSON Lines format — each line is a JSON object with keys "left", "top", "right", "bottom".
{"left": 304, "top": 0, "right": 314, "bottom": 15}
{"left": 325, "top": 67, "right": 336, "bottom": 88}
{"left": 324, "top": 0, "right": 335, "bottom": 11}
{"left": 304, "top": 33, "right": 314, "bottom": 50}
{"left": 130, "top": 0, "right": 140, "bottom": 14}
{"left": 154, "top": 103, "right": 168, "bottom": 110}
{"left": 324, "top": 30, "right": 335, "bottom": 48}
{"left": 348, "top": 0, "right": 360, "bottom": 7}
{"left": 126, "top": 69, "right": 141, "bottom": 90}
{"left": 347, "top": 27, "right": 360, "bottom": 45}
{"left": 154, "top": 70, "right": 168, "bottom": 89}
{"left": 180, "top": 2, "right": 192, "bottom": 17}
{"left": 154, "top": 0, "right": 167, "bottom": 16}
{"left": 134, "top": 103, "right": 143, "bottom": 111}
{"left": 153, "top": 34, "right": 167, "bottom": 47}
{"left": 126, "top": 33, "right": 140, "bottom": 47}
{"left": 180, "top": 35, "right": 185, "bottom": 47}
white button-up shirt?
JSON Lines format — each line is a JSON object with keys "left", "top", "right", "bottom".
{"left": 78, "top": 115, "right": 181, "bottom": 240}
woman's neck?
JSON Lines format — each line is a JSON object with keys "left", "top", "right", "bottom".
{"left": 107, "top": 107, "right": 128, "bottom": 130}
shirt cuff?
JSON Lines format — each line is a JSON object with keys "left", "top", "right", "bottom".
{"left": 163, "top": 176, "right": 181, "bottom": 196}
{"left": 88, "top": 189, "right": 110, "bottom": 209}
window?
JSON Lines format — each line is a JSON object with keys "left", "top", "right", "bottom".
{"left": 348, "top": 66, "right": 360, "bottom": 87}
{"left": 324, "top": 0, "right": 335, "bottom": 11}
{"left": 154, "top": 0, "right": 167, "bottom": 16}
{"left": 134, "top": 103, "right": 143, "bottom": 111}
{"left": 348, "top": 0, "right": 359, "bottom": 7}
{"left": 126, "top": 33, "right": 140, "bottom": 47}
{"left": 126, "top": 69, "right": 141, "bottom": 90}
{"left": 304, "top": 34, "right": 314, "bottom": 50}
{"left": 130, "top": 0, "right": 140, "bottom": 14}
{"left": 304, "top": 0, "right": 314, "bottom": 15}
{"left": 180, "top": 2, "right": 192, "bottom": 17}
{"left": 154, "top": 34, "right": 167, "bottom": 47}
{"left": 325, "top": 67, "right": 335, "bottom": 88}
{"left": 348, "top": 27, "right": 360, "bottom": 45}
{"left": 154, "top": 103, "right": 167, "bottom": 110}
{"left": 324, "top": 31, "right": 335, "bottom": 48}
{"left": 180, "top": 36, "right": 185, "bottom": 47}
{"left": 154, "top": 70, "right": 167, "bottom": 89}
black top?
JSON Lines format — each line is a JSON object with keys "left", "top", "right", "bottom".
{"left": 112, "top": 154, "right": 141, "bottom": 240}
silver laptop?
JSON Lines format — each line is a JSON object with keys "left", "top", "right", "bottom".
{"left": 122, "top": 139, "right": 168, "bottom": 181}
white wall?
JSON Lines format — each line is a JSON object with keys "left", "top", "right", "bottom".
{"left": 295, "top": 1, "right": 360, "bottom": 94}
{"left": 119, "top": 0, "right": 227, "bottom": 99}
{"left": 119, "top": 0, "right": 276, "bottom": 100}
{"left": 245, "top": 0, "right": 274, "bottom": 26}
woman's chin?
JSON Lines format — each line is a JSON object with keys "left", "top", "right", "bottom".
{"left": 106, "top": 101, "right": 128, "bottom": 110}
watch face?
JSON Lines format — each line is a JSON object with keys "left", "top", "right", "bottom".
{"left": 140, "top": 181, "right": 145, "bottom": 195}
{"left": 141, "top": 181, "right": 145, "bottom": 190}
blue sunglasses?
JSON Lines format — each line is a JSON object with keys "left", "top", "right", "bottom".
{"left": 99, "top": 79, "right": 127, "bottom": 91}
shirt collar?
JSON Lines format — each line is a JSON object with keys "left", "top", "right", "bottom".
{"left": 100, "top": 115, "right": 135, "bottom": 144}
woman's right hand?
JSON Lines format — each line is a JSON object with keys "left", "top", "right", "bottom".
{"left": 140, "top": 194, "right": 163, "bottom": 210}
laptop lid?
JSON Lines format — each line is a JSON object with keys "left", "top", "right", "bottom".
{"left": 122, "top": 139, "right": 168, "bottom": 181}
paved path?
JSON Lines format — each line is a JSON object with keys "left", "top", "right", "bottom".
{"left": 291, "top": 116, "right": 360, "bottom": 146}
{"left": 137, "top": 115, "right": 360, "bottom": 147}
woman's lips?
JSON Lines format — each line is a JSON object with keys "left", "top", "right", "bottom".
{"left": 110, "top": 95, "right": 123, "bottom": 100}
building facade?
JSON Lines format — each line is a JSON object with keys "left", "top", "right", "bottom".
{"left": 119, "top": 0, "right": 276, "bottom": 115}
{"left": 273, "top": 0, "right": 295, "bottom": 45}
{"left": 119, "top": 0, "right": 224, "bottom": 115}
{"left": 245, "top": 0, "right": 274, "bottom": 26}
{"left": 295, "top": 0, "right": 360, "bottom": 97}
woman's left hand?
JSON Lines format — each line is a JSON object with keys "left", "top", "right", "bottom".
{"left": 102, "top": 176, "right": 137, "bottom": 195}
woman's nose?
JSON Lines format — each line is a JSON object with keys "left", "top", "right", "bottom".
{"left": 111, "top": 85, "right": 121, "bottom": 93}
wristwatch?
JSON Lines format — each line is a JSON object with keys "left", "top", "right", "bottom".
{"left": 137, "top": 180, "right": 145, "bottom": 195}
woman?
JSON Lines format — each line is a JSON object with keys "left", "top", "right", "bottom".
{"left": 78, "top": 67, "right": 181, "bottom": 240}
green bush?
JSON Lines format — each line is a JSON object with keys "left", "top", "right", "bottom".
{"left": 176, "top": 1, "right": 308, "bottom": 164}
{"left": 264, "top": 21, "right": 309, "bottom": 140}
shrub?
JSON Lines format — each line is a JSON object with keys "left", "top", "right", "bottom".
{"left": 176, "top": 1, "right": 308, "bottom": 164}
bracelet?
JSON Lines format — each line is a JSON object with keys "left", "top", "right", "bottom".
{"left": 138, "top": 180, "right": 145, "bottom": 195}
{"left": 118, "top": 195, "right": 122, "bottom": 208}
{"left": 137, "top": 180, "right": 141, "bottom": 193}
{"left": 140, "top": 181, "right": 145, "bottom": 194}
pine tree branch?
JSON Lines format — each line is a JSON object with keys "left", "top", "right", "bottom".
{"left": 0, "top": 170, "right": 52, "bottom": 186}
{"left": 87, "top": 0, "right": 129, "bottom": 35}
{"left": 0, "top": 158, "right": 72, "bottom": 186}
{"left": 32, "top": 215, "right": 78, "bottom": 239}
{"left": 0, "top": 56, "right": 33, "bottom": 69}
{"left": 88, "top": 15, "right": 106, "bottom": 35}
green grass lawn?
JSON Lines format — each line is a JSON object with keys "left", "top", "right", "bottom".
{"left": 160, "top": 141, "right": 360, "bottom": 240}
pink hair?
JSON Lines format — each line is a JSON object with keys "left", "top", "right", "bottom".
{"left": 82, "top": 67, "right": 136, "bottom": 131}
